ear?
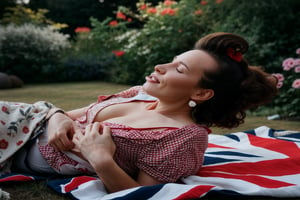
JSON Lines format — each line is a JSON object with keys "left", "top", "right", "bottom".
{"left": 191, "top": 88, "right": 214, "bottom": 102}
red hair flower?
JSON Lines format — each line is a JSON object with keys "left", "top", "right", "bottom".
{"left": 226, "top": 48, "right": 243, "bottom": 62}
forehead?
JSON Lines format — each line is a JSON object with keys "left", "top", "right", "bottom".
{"left": 176, "top": 50, "right": 217, "bottom": 71}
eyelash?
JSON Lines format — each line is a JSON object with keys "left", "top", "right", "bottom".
{"left": 176, "top": 68, "right": 183, "bottom": 73}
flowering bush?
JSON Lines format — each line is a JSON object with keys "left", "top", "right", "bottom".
{"left": 89, "top": 0, "right": 223, "bottom": 84}
{"left": 0, "top": 23, "right": 70, "bottom": 83}
{"left": 271, "top": 49, "right": 300, "bottom": 118}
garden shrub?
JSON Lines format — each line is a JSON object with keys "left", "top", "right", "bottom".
{"left": 0, "top": 23, "right": 70, "bottom": 82}
{"left": 90, "top": 0, "right": 222, "bottom": 84}
{"left": 59, "top": 53, "right": 116, "bottom": 82}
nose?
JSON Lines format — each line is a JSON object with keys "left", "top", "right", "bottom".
{"left": 154, "top": 64, "right": 166, "bottom": 74}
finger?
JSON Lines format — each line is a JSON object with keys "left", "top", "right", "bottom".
{"left": 91, "top": 122, "right": 102, "bottom": 134}
{"left": 85, "top": 123, "right": 93, "bottom": 134}
{"left": 60, "top": 135, "right": 75, "bottom": 150}
{"left": 102, "top": 125, "right": 111, "bottom": 136}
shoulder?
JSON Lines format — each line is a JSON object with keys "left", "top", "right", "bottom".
{"left": 97, "top": 86, "right": 144, "bottom": 102}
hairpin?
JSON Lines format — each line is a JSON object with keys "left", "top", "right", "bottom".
{"left": 226, "top": 47, "right": 243, "bottom": 62}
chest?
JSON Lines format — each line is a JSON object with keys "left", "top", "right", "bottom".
{"left": 94, "top": 102, "right": 182, "bottom": 128}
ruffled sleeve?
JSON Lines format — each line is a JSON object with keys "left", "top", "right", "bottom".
{"left": 136, "top": 125, "right": 209, "bottom": 182}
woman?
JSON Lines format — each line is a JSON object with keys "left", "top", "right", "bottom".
{"left": 5, "top": 32, "right": 277, "bottom": 193}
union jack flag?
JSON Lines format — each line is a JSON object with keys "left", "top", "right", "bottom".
{"left": 1, "top": 126, "right": 300, "bottom": 199}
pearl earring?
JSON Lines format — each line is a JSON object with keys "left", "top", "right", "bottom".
{"left": 188, "top": 100, "right": 197, "bottom": 108}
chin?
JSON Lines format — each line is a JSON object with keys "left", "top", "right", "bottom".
{"left": 142, "top": 83, "right": 156, "bottom": 96}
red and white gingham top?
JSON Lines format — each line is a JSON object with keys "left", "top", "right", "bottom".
{"left": 39, "top": 86, "right": 210, "bottom": 182}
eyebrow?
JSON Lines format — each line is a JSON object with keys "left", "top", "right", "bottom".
{"left": 173, "top": 56, "right": 190, "bottom": 71}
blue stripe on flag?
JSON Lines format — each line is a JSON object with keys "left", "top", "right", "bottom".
{"left": 109, "top": 184, "right": 165, "bottom": 200}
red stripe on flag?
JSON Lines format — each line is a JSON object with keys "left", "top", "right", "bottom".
{"left": 0, "top": 175, "right": 34, "bottom": 182}
{"left": 173, "top": 185, "right": 215, "bottom": 200}
{"left": 63, "top": 176, "right": 97, "bottom": 193}
{"left": 208, "top": 143, "right": 235, "bottom": 149}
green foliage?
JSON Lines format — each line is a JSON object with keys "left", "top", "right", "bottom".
{"left": 0, "top": 23, "right": 70, "bottom": 82}
{"left": 90, "top": 0, "right": 221, "bottom": 84}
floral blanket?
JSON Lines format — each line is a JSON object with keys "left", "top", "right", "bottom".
{"left": 1, "top": 126, "right": 300, "bottom": 200}
{"left": 0, "top": 101, "right": 53, "bottom": 173}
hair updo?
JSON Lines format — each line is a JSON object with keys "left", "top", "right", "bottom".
{"left": 192, "top": 32, "right": 278, "bottom": 128}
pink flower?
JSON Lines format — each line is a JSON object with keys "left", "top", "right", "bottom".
{"left": 295, "top": 66, "right": 300, "bottom": 73}
{"left": 292, "top": 79, "right": 300, "bottom": 89}
{"left": 127, "top": 18, "right": 132, "bottom": 22}
{"left": 0, "top": 139, "right": 8, "bottom": 149}
{"left": 164, "top": 0, "right": 176, "bottom": 6}
{"left": 272, "top": 73, "right": 285, "bottom": 88}
{"left": 74, "top": 27, "right": 91, "bottom": 33}
{"left": 282, "top": 58, "right": 295, "bottom": 71}
{"left": 116, "top": 12, "right": 126, "bottom": 20}
{"left": 161, "top": 8, "right": 177, "bottom": 16}
{"left": 294, "top": 58, "right": 300, "bottom": 65}
{"left": 112, "top": 50, "right": 125, "bottom": 57}
{"left": 272, "top": 73, "right": 285, "bottom": 82}
{"left": 109, "top": 20, "right": 118, "bottom": 27}
{"left": 296, "top": 48, "right": 300, "bottom": 55}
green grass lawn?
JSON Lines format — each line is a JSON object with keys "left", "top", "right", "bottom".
{"left": 1, "top": 81, "right": 299, "bottom": 199}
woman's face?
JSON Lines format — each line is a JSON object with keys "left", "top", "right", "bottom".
{"left": 143, "top": 49, "right": 217, "bottom": 102}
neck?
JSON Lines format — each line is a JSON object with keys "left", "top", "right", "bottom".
{"left": 147, "top": 100, "right": 192, "bottom": 120}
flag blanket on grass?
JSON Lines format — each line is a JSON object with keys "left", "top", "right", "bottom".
{"left": 1, "top": 126, "right": 300, "bottom": 199}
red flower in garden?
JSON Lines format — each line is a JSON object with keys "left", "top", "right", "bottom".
{"left": 147, "top": 7, "right": 157, "bottom": 14}
{"left": 164, "top": 0, "right": 176, "bottom": 6}
{"left": 200, "top": 0, "right": 208, "bottom": 5}
{"left": 194, "top": 9, "right": 203, "bottom": 15}
{"left": 127, "top": 18, "right": 132, "bottom": 22}
{"left": 161, "top": 8, "right": 177, "bottom": 16}
{"left": 112, "top": 50, "right": 125, "bottom": 57}
{"left": 75, "top": 27, "right": 91, "bottom": 33}
{"left": 140, "top": 4, "right": 147, "bottom": 10}
{"left": 215, "top": 0, "right": 223, "bottom": 3}
{"left": 109, "top": 20, "right": 118, "bottom": 26}
{"left": 1, "top": 106, "right": 9, "bottom": 114}
{"left": 22, "top": 126, "right": 30, "bottom": 134}
{"left": 116, "top": 12, "right": 126, "bottom": 20}
{"left": 0, "top": 139, "right": 8, "bottom": 149}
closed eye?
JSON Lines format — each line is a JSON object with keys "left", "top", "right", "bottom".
{"left": 176, "top": 67, "right": 183, "bottom": 73}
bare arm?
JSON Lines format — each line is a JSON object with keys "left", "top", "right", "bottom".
{"left": 66, "top": 107, "right": 88, "bottom": 120}
{"left": 73, "top": 123, "right": 163, "bottom": 193}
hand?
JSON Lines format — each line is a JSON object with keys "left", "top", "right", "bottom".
{"left": 46, "top": 112, "right": 76, "bottom": 151}
{"left": 73, "top": 122, "right": 116, "bottom": 167}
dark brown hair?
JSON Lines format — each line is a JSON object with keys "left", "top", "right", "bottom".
{"left": 192, "top": 32, "right": 278, "bottom": 128}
